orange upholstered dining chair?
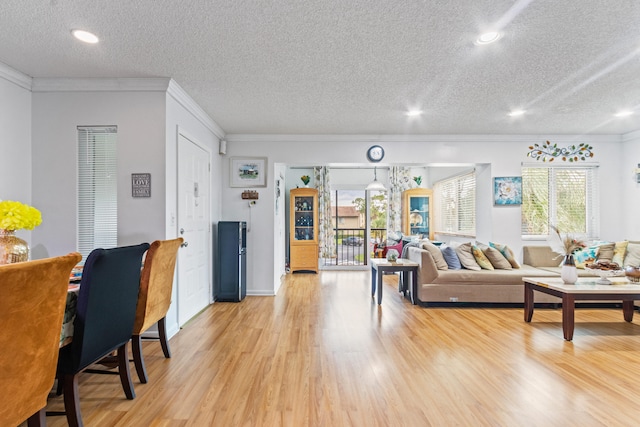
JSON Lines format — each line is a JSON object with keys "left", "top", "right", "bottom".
{"left": 0, "top": 252, "right": 82, "bottom": 427}
{"left": 131, "top": 237, "right": 183, "bottom": 383}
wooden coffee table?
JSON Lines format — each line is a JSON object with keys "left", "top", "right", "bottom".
{"left": 523, "top": 276, "right": 640, "bottom": 341}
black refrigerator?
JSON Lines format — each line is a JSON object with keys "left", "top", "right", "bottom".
{"left": 216, "top": 221, "right": 247, "bottom": 302}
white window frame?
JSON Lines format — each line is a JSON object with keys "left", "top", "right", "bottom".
{"left": 521, "top": 164, "right": 599, "bottom": 240}
{"left": 77, "top": 126, "right": 118, "bottom": 261}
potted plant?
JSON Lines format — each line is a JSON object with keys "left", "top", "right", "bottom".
{"left": 0, "top": 200, "right": 42, "bottom": 264}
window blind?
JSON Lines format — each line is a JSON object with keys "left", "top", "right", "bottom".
{"left": 77, "top": 126, "right": 118, "bottom": 261}
{"left": 521, "top": 165, "right": 599, "bottom": 238}
{"left": 434, "top": 171, "right": 476, "bottom": 236}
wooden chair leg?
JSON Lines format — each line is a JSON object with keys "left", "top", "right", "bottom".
{"left": 158, "top": 317, "right": 172, "bottom": 358}
{"left": 117, "top": 342, "right": 136, "bottom": 399}
{"left": 131, "top": 334, "right": 148, "bottom": 384}
{"left": 62, "top": 373, "right": 83, "bottom": 427}
{"left": 26, "top": 408, "right": 46, "bottom": 427}
{"left": 56, "top": 376, "right": 63, "bottom": 395}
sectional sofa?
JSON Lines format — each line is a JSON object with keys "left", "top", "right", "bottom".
{"left": 405, "top": 244, "right": 602, "bottom": 305}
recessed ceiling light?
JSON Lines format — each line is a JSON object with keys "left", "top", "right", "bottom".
{"left": 614, "top": 110, "right": 633, "bottom": 117}
{"left": 508, "top": 109, "right": 525, "bottom": 117}
{"left": 475, "top": 31, "right": 502, "bottom": 45}
{"left": 406, "top": 109, "right": 423, "bottom": 117}
{"left": 72, "top": 29, "right": 99, "bottom": 44}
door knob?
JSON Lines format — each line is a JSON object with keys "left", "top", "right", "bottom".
{"left": 180, "top": 228, "right": 185, "bottom": 235}
{"left": 181, "top": 241, "right": 188, "bottom": 248}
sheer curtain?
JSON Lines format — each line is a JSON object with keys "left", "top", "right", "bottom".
{"left": 314, "top": 166, "right": 336, "bottom": 259}
{"left": 388, "top": 166, "right": 413, "bottom": 232}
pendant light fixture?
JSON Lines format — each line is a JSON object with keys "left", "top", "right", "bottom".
{"left": 366, "top": 167, "right": 386, "bottom": 191}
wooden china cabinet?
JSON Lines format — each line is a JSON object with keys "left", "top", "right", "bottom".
{"left": 289, "top": 188, "right": 319, "bottom": 273}
{"left": 402, "top": 188, "right": 434, "bottom": 240}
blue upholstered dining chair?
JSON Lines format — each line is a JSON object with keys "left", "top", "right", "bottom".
{"left": 56, "top": 243, "right": 149, "bottom": 427}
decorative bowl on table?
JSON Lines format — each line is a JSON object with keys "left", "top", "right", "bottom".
{"left": 585, "top": 262, "right": 624, "bottom": 285}
{"left": 625, "top": 266, "right": 640, "bottom": 283}
{"left": 386, "top": 249, "right": 399, "bottom": 262}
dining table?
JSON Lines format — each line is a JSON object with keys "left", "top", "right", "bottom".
{"left": 60, "top": 266, "right": 83, "bottom": 347}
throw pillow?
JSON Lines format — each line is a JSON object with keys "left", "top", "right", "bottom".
{"left": 472, "top": 245, "right": 494, "bottom": 270}
{"left": 490, "top": 242, "right": 521, "bottom": 269}
{"left": 595, "top": 242, "right": 615, "bottom": 263}
{"left": 623, "top": 242, "right": 640, "bottom": 267}
{"left": 574, "top": 245, "right": 598, "bottom": 269}
{"left": 483, "top": 246, "right": 512, "bottom": 269}
{"left": 455, "top": 242, "right": 481, "bottom": 271}
{"left": 440, "top": 245, "right": 462, "bottom": 270}
{"left": 422, "top": 241, "right": 449, "bottom": 270}
{"left": 612, "top": 241, "right": 628, "bottom": 266}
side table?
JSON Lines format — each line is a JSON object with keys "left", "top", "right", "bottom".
{"left": 370, "top": 258, "right": 419, "bottom": 305}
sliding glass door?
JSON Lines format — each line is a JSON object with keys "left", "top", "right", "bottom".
{"left": 321, "top": 189, "right": 387, "bottom": 268}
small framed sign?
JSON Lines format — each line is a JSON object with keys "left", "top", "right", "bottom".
{"left": 132, "top": 173, "right": 151, "bottom": 198}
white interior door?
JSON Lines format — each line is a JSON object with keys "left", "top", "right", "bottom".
{"left": 177, "top": 133, "right": 211, "bottom": 326}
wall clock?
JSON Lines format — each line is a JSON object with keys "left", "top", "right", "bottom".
{"left": 367, "top": 145, "right": 385, "bottom": 162}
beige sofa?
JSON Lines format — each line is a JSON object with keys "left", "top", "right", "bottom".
{"left": 405, "top": 245, "right": 597, "bottom": 305}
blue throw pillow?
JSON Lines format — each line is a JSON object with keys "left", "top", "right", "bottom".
{"left": 441, "top": 245, "right": 462, "bottom": 270}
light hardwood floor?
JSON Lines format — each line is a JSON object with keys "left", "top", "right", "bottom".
{"left": 42, "top": 271, "right": 640, "bottom": 426}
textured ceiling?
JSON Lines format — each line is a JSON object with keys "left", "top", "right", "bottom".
{"left": 1, "top": 0, "right": 639, "bottom": 135}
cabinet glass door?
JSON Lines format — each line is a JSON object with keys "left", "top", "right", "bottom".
{"left": 408, "top": 196, "right": 429, "bottom": 236}
{"left": 293, "top": 196, "right": 314, "bottom": 240}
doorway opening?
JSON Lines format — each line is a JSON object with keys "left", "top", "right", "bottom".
{"left": 321, "top": 188, "right": 388, "bottom": 267}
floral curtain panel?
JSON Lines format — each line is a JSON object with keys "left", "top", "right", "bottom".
{"left": 313, "top": 166, "right": 336, "bottom": 259}
{"left": 389, "top": 166, "right": 413, "bottom": 232}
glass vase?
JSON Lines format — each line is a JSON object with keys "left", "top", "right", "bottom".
{"left": 561, "top": 254, "right": 577, "bottom": 284}
{"left": 0, "top": 229, "right": 29, "bottom": 264}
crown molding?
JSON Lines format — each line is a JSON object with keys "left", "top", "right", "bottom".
{"left": 31, "top": 77, "right": 171, "bottom": 92}
{"left": 622, "top": 129, "right": 640, "bottom": 142}
{"left": 167, "top": 79, "right": 225, "bottom": 138}
{"left": 224, "top": 134, "right": 622, "bottom": 144}
{"left": 0, "top": 62, "right": 32, "bottom": 90}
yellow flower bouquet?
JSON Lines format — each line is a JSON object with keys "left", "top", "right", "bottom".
{"left": 0, "top": 200, "right": 43, "bottom": 230}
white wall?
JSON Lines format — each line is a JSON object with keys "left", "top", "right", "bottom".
{"left": 165, "top": 85, "right": 223, "bottom": 336}
{"left": 0, "top": 67, "right": 33, "bottom": 242}
{"left": 223, "top": 135, "right": 624, "bottom": 295}
{"left": 31, "top": 88, "right": 167, "bottom": 259}
{"left": 622, "top": 130, "right": 640, "bottom": 238}
{"left": 273, "top": 163, "right": 287, "bottom": 293}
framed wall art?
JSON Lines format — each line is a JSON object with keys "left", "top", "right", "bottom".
{"left": 230, "top": 157, "right": 268, "bottom": 187}
{"left": 493, "top": 176, "right": 522, "bottom": 205}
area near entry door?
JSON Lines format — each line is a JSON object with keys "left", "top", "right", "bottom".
{"left": 177, "top": 133, "right": 211, "bottom": 326}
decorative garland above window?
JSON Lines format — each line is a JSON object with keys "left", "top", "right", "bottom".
{"left": 526, "top": 141, "right": 594, "bottom": 162}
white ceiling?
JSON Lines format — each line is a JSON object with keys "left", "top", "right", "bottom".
{"left": 1, "top": 0, "right": 640, "bottom": 136}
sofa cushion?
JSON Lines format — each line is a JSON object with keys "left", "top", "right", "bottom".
{"left": 430, "top": 264, "right": 557, "bottom": 285}
{"left": 613, "top": 241, "right": 629, "bottom": 266}
{"left": 523, "top": 245, "right": 560, "bottom": 267}
{"left": 624, "top": 242, "right": 640, "bottom": 267}
{"left": 455, "top": 243, "right": 481, "bottom": 270}
{"left": 440, "top": 245, "right": 462, "bottom": 270}
{"left": 483, "top": 246, "right": 512, "bottom": 269}
{"left": 422, "top": 241, "right": 448, "bottom": 270}
{"left": 472, "top": 245, "right": 494, "bottom": 270}
{"left": 574, "top": 245, "right": 598, "bottom": 269}
{"left": 596, "top": 242, "right": 615, "bottom": 263}
{"left": 489, "top": 242, "right": 521, "bottom": 269}
{"left": 533, "top": 266, "right": 597, "bottom": 277}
